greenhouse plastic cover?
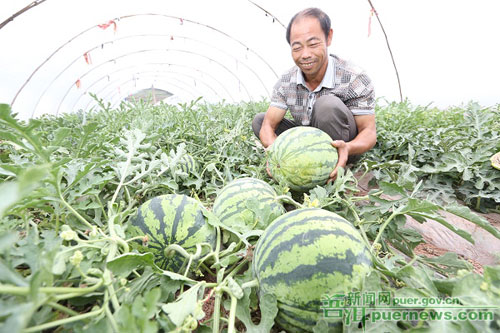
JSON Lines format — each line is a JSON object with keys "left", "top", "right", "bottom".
{"left": 0, "top": 0, "right": 499, "bottom": 120}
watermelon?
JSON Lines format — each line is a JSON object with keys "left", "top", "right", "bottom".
{"left": 253, "top": 208, "right": 372, "bottom": 332}
{"left": 178, "top": 154, "right": 197, "bottom": 174}
{"left": 127, "top": 194, "right": 216, "bottom": 272}
{"left": 267, "top": 127, "right": 338, "bottom": 192}
{"left": 212, "top": 177, "right": 285, "bottom": 239}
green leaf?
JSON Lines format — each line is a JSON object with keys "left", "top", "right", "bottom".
{"left": 51, "top": 251, "right": 68, "bottom": 275}
{"left": 0, "top": 302, "right": 36, "bottom": 333}
{"left": 143, "top": 288, "right": 161, "bottom": 318}
{"left": 400, "top": 198, "right": 439, "bottom": 215}
{"left": 397, "top": 265, "right": 438, "bottom": 296}
{"left": 0, "top": 260, "right": 28, "bottom": 286}
{"left": 161, "top": 283, "right": 204, "bottom": 326}
{"left": 115, "top": 304, "right": 137, "bottom": 332}
{"left": 0, "top": 232, "right": 18, "bottom": 252}
{"left": 161, "top": 270, "right": 197, "bottom": 283}
{"left": 453, "top": 269, "right": 500, "bottom": 307}
{"left": 0, "top": 104, "right": 48, "bottom": 160}
{"left": 420, "top": 252, "right": 473, "bottom": 273}
{"left": 379, "top": 182, "right": 408, "bottom": 198}
{"left": 234, "top": 287, "right": 278, "bottom": 333}
{"left": 0, "top": 182, "right": 20, "bottom": 218}
{"left": 107, "top": 253, "right": 161, "bottom": 276}
{"left": 445, "top": 205, "right": 500, "bottom": 240}
{"left": 407, "top": 211, "right": 474, "bottom": 244}
{"left": 0, "top": 164, "right": 49, "bottom": 217}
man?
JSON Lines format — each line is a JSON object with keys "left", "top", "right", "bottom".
{"left": 252, "top": 7, "right": 377, "bottom": 182}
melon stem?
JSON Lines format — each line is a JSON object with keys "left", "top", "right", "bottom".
{"left": 227, "top": 294, "right": 238, "bottom": 333}
{"left": 164, "top": 244, "right": 190, "bottom": 258}
{"left": 212, "top": 289, "right": 222, "bottom": 333}
{"left": 241, "top": 279, "right": 259, "bottom": 290}
{"left": 274, "top": 195, "right": 304, "bottom": 208}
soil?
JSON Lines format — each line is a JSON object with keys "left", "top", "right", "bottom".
{"left": 413, "top": 242, "right": 484, "bottom": 275}
{"left": 354, "top": 170, "right": 500, "bottom": 275}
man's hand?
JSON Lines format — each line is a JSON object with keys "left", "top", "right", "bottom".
{"left": 266, "top": 160, "right": 273, "bottom": 178}
{"left": 327, "top": 140, "right": 349, "bottom": 183}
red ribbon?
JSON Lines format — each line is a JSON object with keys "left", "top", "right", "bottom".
{"left": 98, "top": 20, "right": 117, "bottom": 32}
{"left": 368, "top": 9, "right": 375, "bottom": 37}
{"left": 83, "top": 52, "right": 92, "bottom": 65}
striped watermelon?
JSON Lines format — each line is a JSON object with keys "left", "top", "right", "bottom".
{"left": 267, "top": 127, "right": 338, "bottom": 192}
{"left": 127, "top": 194, "right": 216, "bottom": 272}
{"left": 178, "top": 154, "right": 197, "bottom": 174}
{"left": 253, "top": 208, "right": 372, "bottom": 332}
{"left": 213, "top": 178, "right": 285, "bottom": 238}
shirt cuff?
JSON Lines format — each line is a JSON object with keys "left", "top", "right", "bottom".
{"left": 270, "top": 102, "right": 287, "bottom": 110}
{"left": 351, "top": 108, "right": 375, "bottom": 116}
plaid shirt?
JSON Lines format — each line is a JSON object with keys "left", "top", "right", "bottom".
{"left": 270, "top": 54, "right": 375, "bottom": 125}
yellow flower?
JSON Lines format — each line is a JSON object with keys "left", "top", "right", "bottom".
{"left": 309, "top": 199, "right": 320, "bottom": 208}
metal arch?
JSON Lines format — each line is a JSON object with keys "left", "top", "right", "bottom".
{"left": 246, "top": 0, "right": 286, "bottom": 28}
{"left": 34, "top": 30, "right": 260, "bottom": 114}
{"left": 36, "top": 31, "right": 261, "bottom": 115}
{"left": 0, "top": 0, "right": 48, "bottom": 30}
{"left": 101, "top": 76, "right": 202, "bottom": 110}
{"left": 69, "top": 63, "right": 234, "bottom": 112}
{"left": 118, "top": 13, "right": 279, "bottom": 78}
{"left": 77, "top": 69, "right": 224, "bottom": 114}
{"left": 53, "top": 48, "right": 253, "bottom": 117}
{"left": 12, "top": 11, "right": 279, "bottom": 108}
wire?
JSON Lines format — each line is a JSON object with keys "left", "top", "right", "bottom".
{"left": 0, "top": 0, "right": 48, "bottom": 30}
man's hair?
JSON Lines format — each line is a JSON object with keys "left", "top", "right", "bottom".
{"left": 286, "top": 8, "right": 331, "bottom": 44}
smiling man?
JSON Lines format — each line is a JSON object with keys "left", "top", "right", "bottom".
{"left": 252, "top": 7, "right": 377, "bottom": 182}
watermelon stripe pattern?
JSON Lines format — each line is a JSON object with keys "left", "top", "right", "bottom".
{"left": 213, "top": 178, "right": 285, "bottom": 234}
{"left": 178, "top": 154, "right": 197, "bottom": 174}
{"left": 268, "top": 127, "right": 338, "bottom": 192}
{"left": 253, "top": 208, "right": 372, "bottom": 332}
{"left": 128, "top": 194, "right": 216, "bottom": 272}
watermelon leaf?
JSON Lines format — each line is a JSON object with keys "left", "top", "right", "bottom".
{"left": 419, "top": 252, "right": 473, "bottom": 274}
{"left": 161, "top": 283, "right": 205, "bottom": 326}
{"left": 107, "top": 252, "right": 161, "bottom": 277}
{"left": 445, "top": 205, "right": 500, "bottom": 240}
{"left": 116, "top": 288, "right": 160, "bottom": 333}
{"left": 233, "top": 289, "right": 278, "bottom": 333}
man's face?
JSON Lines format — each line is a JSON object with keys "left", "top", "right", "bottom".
{"left": 289, "top": 16, "right": 332, "bottom": 81}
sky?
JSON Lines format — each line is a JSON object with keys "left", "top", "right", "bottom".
{"left": 1, "top": 0, "right": 499, "bottom": 119}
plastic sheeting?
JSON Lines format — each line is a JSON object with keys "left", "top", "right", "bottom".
{"left": 1, "top": 0, "right": 500, "bottom": 119}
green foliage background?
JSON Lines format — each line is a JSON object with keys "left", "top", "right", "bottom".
{"left": 0, "top": 98, "right": 499, "bottom": 332}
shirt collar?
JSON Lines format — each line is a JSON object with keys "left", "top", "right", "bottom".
{"left": 296, "top": 55, "right": 335, "bottom": 92}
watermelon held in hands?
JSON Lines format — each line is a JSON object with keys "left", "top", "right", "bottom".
{"left": 253, "top": 208, "right": 373, "bottom": 332}
{"left": 212, "top": 177, "right": 285, "bottom": 240}
{"left": 267, "top": 127, "right": 338, "bottom": 192}
{"left": 127, "top": 194, "right": 216, "bottom": 272}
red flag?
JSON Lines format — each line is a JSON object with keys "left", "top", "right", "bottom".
{"left": 368, "top": 9, "right": 375, "bottom": 37}
{"left": 83, "top": 52, "right": 92, "bottom": 65}
{"left": 76, "top": 79, "right": 81, "bottom": 88}
{"left": 98, "top": 20, "right": 117, "bottom": 32}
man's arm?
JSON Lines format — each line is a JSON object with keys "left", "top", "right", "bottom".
{"left": 328, "top": 114, "right": 376, "bottom": 182}
{"left": 259, "top": 106, "right": 287, "bottom": 148}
